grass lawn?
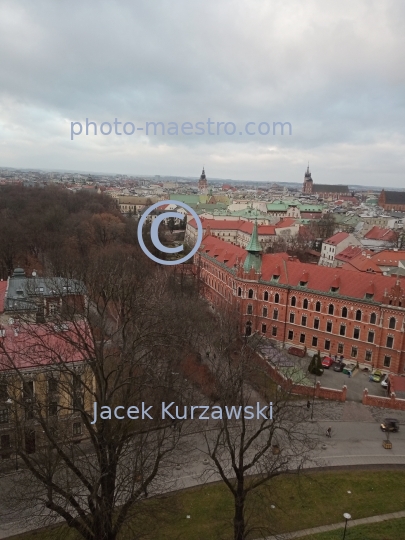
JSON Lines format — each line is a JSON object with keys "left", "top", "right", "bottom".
{"left": 306, "top": 517, "right": 405, "bottom": 539}
{"left": 9, "top": 470, "right": 405, "bottom": 540}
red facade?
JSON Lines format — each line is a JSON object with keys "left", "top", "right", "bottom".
{"left": 195, "top": 235, "right": 405, "bottom": 374}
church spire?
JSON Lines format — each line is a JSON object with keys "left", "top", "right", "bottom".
{"left": 243, "top": 217, "right": 262, "bottom": 273}
{"left": 198, "top": 166, "right": 208, "bottom": 194}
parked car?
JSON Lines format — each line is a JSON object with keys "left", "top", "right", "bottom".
{"left": 333, "top": 362, "right": 346, "bottom": 372}
{"left": 380, "top": 418, "right": 399, "bottom": 432}
{"left": 372, "top": 370, "right": 383, "bottom": 382}
{"left": 381, "top": 374, "right": 389, "bottom": 388}
{"left": 322, "top": 356, "right": 334, "bottom": 369}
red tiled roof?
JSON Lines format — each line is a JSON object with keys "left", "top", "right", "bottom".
{"left": 0, "top": 321, "right": 91, "bottom": 371}
{"left": 258, "top": 225, "right": 277, "bottom": 235}
{"left": 199, "top": 235, "right": 247, "bottom": 268}
{"left": 189, "top": 218, "right": 242, "bottom": 231}
{"left": 364, "top": 227, "right": 397, "bottom": 242}
{"left": 199, "top": 234, "right": 404, "bottom": 302}
{"left": 275, "top": 217, "right": 296, "bottom": 228}
{"left": 341, "top": 254, "right": 382, "bottom": 274}
{"left": 371, "top": 250, "right": 405, "bottom": 266}
{"left": 324, "top": 232, "right": 349, "bottom": 245}
{"left": 335, "top": 246, "right": 364, "bottom": 262}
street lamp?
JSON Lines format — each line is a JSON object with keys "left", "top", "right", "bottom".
{"left": 342, "top": 512, "right": 351, "bottom": 539}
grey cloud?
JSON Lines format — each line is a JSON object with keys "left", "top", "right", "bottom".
{"left": 0, "top": 0, "right": 404, "bottom": 186}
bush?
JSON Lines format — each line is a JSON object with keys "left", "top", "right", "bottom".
{"left": 308, "top": 350, "right": 323, "bottom": 376}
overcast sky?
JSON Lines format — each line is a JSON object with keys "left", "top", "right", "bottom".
{"left": 0, "top": 0, "right": 404, "bottom": 186}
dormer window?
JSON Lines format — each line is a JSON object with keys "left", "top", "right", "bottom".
{"left": 365, "top": 293, "right": 374, "bottom": 300}
{"left": 272, "top": 274, "right": 280, "bottom": 282}
{"left": 330, "top": 286, "right": 339, "bottom": 293}
{"left": 299, "top": 280, "right": 308, "bottom": 287}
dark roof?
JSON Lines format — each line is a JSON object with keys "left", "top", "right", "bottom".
{"left": 5, "top": 273, "right": 86, "bottom": 312}
{"left": 382, "top": 191, "right": 405, "bottom": 205}
{"left": 313, "top": 184, "right": 349, "bottom": 194}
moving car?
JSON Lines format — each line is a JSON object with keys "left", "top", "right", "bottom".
{"left": 380, "top": 418, "right": 399, "bottom": 432}
{"left": 321, "top": 356, "right": 334, "bottom": 369}
{"left": 372, "top": 370, "right": 383, "bottom": 382}
{"left": 381, "top": 374, "right": 389, "bottom": 388}
{"left": 333, "top": 362, "right": 346, "bottom": 372}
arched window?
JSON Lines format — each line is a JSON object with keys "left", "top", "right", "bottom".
{"left": 303, "top": 299, "right": 308, "bottom": 309}
{"left": 274, "top": 293, "right": 280, "bottom": 304}
{"left": 263, "top": 291, "right": 269, "bottom": 301}
{"left": 341, "top": 307, "right": 348, "bottom": 318}
{"left": 247, "top": 304, "right": 253, "bottom": 315}
{"left": 370, "top": 312, "right": 376, "bottom": 324}
{"left": 291, "top": 296, "right": 296, "bottom": 307}
{"left": 248, "top": 289, "right": 254, "bottom": 299}
{"left": 245, "top": 321, "right": 252, "bottom": 337}
{"left": 237, "top": 287, "right": 241, "bottom": 297}
{"left": 315, "top": 301, "right": 321, "bottom": 312}
{"left": 389, "top": 317, "right": 396, "bottom": 329}
{"left": 356, "top": 310, "right": 362, "bottom": 321}
{"left": 328, "top": 304, "right": 334, "bottom": 315}
{"left": 273, "top": 309, "right": 279, "bottom": 320}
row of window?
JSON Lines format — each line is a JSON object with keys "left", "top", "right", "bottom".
{"left": 246, "top": 292, "right": 398, "bottom": 328}
{"left": 282, "top": 331, "right": 392, "bottom": 367}
{"left": 250, "top": 307, "right": 396, "bottom": 348}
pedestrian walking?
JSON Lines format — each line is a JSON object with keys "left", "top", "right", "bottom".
{"left": 306, "top": 400, "right": 311, "bottom": 410}
{"left": 326, "top": 427, "right": 332, "bottom": 438}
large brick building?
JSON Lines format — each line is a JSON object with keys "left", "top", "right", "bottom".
{"left": 302, "top": 165, "right": 350, "bottom": 200}
{"left": 378, "top": 190, "right": 405, "bottom": 212}
{"left": 195, "top": 223, "right": 405, "bottom": 375}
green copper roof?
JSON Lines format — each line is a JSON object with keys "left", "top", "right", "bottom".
{"left": 243, "top": 252, "right": 262, "bottom": 273}
{"left": 243, "top": 220, "right": 262, "bottom": 272}
{"left": 246, "top": 220, "right": 262, "bottom": 253}
{"left": 267, "top": 202, "right": 289, "bottom": 211}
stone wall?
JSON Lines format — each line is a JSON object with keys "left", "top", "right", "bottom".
{"left": 264, "top": 356, "right": 347, "bottom": 402}
{"left": 362, "top": 388, "right": 405, "bottom": 410}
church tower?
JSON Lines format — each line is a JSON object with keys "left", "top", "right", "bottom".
{"left": 198, "top": 167, "right": 208, "bottom": 194}
{"left": 303, "top": 164, "right": 313, "bottom": 194}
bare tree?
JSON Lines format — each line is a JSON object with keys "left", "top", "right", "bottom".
{"left": 200, "top": 326, "right": 318, "bottom": 540}
{"left": 0, "top": 253, "right": 203, "bottom": 540}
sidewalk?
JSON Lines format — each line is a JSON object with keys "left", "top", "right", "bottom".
{"left": 263, "top": 510, "right": 405, "bottom": 539}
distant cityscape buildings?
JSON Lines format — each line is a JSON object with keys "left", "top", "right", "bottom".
{"left": 302, "top": 165, "right": 350, "bottom": 200}
{"left": 378, "top": 190, "right": 405, "bottom": 212}
{"left": 0, "top": 164, "right": 405, "bottom": 384}
{"left": 198, "top": 167, "right": 208, "bottom": 194}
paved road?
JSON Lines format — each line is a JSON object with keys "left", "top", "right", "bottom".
{"left": 1, "top": 405, "right": 404, "bottom": 539}
{"left": 1, "top": 409, "right": 405, "bottom": 538}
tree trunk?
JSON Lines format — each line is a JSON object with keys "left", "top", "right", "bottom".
{"left": 233, "top": 491, "right": 246, "bottom": 540}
